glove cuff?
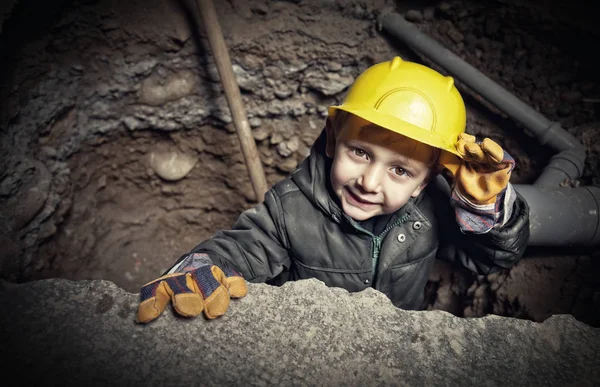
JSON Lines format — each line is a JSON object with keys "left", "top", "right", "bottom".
{"left": 169, "top": 253, "right": 213, "bottom": 274}
{"left": 451, "top": 183, "right": 516, "bottom": 234}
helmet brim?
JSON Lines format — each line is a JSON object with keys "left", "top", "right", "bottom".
{"left": 328, "top": 105, "right": 462, "bottom": 157}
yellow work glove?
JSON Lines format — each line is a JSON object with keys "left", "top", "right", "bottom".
{"left": 137, "top": 253, "right": 247, "bottom": 323}
{"left": 438, "top": 133, "right": 515, "bottom": 205}
{"left": 438, "top": 133, "right": 516, "bottom": 233}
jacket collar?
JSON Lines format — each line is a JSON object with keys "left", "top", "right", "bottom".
{"left": 291, "top": 129, "right": 344, "bottom": 220}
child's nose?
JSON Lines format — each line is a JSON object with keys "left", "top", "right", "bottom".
{"left": 358, "top": 164, "right": 384, "bottom": 193}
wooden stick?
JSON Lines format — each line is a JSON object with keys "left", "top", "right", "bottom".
{"left": 196, "top": 0, "right": 268, "bottom": 202}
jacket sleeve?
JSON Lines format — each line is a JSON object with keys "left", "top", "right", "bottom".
{"left": 169, "top": 188, "right": 291, "bottom": 283}
{"left": 436, "top": 189, "right": 530, "bottom": 275}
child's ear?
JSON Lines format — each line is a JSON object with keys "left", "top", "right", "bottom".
{"left": 325, "top": 118, "right": 336, "bottom": 158}
{"left": 411, "top": 171, "right": 436, "bottom": 198}
{"left": 411, "top": 181, "right": 428, "bottom": 198}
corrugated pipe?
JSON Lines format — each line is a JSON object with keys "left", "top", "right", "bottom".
{"left": 379, "top": 12, "right": 600, "bottom": 246}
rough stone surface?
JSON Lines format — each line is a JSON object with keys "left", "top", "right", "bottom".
{"left": 0, "top": 278, "right": 598, "bottom": 386}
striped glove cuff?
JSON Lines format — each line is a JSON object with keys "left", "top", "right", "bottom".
{"left": 451, "top": 183, "right": 516, "bottom": 234}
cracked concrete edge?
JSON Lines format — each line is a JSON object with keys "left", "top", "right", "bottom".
{"left": 0, "top": 277, "right": 598, "bottom": 386}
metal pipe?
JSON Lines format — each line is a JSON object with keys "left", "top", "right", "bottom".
{"left": 514, "top": 184, "right": 600, "bottom": 246}
{"left": 379, "top": 13, "right": 587, "bottom": 186}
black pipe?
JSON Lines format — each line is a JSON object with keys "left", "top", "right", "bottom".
{"left": 514, "top": 185, "right": 600, "bottom": 246}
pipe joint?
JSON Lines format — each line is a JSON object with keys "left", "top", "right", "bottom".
{"left": 534, "top": 148, "right": 587, "bottom": 187}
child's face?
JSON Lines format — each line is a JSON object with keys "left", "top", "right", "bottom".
{"left": 326, "top": 114, "right": 434, "bottom": 221}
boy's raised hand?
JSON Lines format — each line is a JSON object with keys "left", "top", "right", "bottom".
{"left": 438, "top": 133, "right": 516, "bottom": 233}
{"left": 137, "top": 253, "right": 247, "bottom": 323}
{"left": 438, "top": 133, "right": 515, "bottom": 205}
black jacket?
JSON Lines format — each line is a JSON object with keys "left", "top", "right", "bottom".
{"left": 184, "top": 130, "right": 530, "bottom": 310}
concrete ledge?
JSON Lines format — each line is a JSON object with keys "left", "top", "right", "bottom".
{"left": 0, "top": 278, "right": 598, "bottom": 386}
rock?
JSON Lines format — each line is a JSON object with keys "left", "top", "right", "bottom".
{"left": 0, "top": 157, "right": 51, "bottom": 231}
{"left": 291, "top": 102, "right": 307, "bottom": 117}
{"left": 138, "top": 70, "right": 197, "bottom": 106}
{"left": 352, "top": 4, "right": 365, "bottom": 19}
{"left": 274, "top": 85, "right": 294, "bottom": 99}
{"left": 447, "top": 28, "right": 464, "bottom": 43}
{"left": 302, "top": 70, "right": 354, "bottom": 96}
{"left": 270, "top": 132, "right": 283, "bottom": 145}
{"left": 326, "top": 62, "right": 342, "bottom": 72}
{"left": 404, "top": 10, "right": 423, "bottom": 23}
{"left": 252, "top": 126, "right": 270, "bottom": 141}
{"left": 0, "top": 278, "right": 598, "bottom": 386}
{"left": 249, "top": 117, "right": 262, "bottom": 128}
{"left": 122, "top": 116, "right": 145, "bottom": 131}
{"left": 277, "top": 157, "right": 298, "bottom": 172}
{"left": 264, "top": 65, "right": 283, "bottom": 80}
{"left": 232, "top": 64, "right": 260, "bottom": 92}
{"left": 276, "top": 136, "right": 300, "bottom": 157}
{"left": 148, "top": 150, "right": 197, "bottom": 181}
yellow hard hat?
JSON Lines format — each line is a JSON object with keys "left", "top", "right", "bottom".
{"left": 328, "top": 56, "right": 466, "bottom": 156}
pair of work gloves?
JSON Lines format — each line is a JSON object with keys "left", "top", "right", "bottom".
{"left": 137, "top": 133, "right": 515, "bottom": 323}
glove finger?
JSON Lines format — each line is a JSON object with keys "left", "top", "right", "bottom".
{"left": 189, "top": 266, "right": 231, "bottom": 319}
{"left": 137, "top": 278, "right": 174, "bottom": 323}
{"left": 459, "top": 133, "right": 476, "bottom": 143}
{"left": 437, "top": 149, "right": 462, "bottom": 177}
{"left": 456, "top": 133, "right": 476, "bottom": 159}
{"left": 220, "top": 267, "right": 248, "bottom": 299}
{"left": 455, "top": 138, "right": 470, "bottom": 160}
{"left": 168, "top": 273, "right": 204, "bottom": 318}
{"left": 481, "top": 138, "right": 505, "bottom": 164}
{"left": 464, "top": 142, "right": 488, "bottom": 164}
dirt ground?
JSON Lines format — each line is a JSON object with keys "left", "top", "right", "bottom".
{"left": 1, "top": 0, "right": 599, "bottom": 327}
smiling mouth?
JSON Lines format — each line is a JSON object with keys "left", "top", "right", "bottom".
{"left": 345, "top": 188, "right": 378, "bottom": 207}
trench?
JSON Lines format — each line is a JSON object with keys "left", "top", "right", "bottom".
{"left": 1, "top": 0, "right": 600, "bottom": 327}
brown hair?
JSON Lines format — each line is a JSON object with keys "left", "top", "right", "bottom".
{"left": 331, "top": 110, "right": 440, "bottom": 168}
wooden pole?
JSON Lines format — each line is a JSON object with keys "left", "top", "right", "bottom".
{"left": 196, "top": 0, "right": 268, "bottom": 203}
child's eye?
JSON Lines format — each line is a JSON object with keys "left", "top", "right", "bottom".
{"left": 392, "top": 167, "right": 408, "bottom": 177}
{"left": 352, "top": 148, "right": 368, "bottom": 158}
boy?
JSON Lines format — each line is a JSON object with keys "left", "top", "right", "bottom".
{"left": 137, "top": 57, "right": 530, "bottom": 323}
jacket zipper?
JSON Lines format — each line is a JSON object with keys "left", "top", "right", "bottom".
{"left": 353, "top": 213, "right": 411, "bottom": 284}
